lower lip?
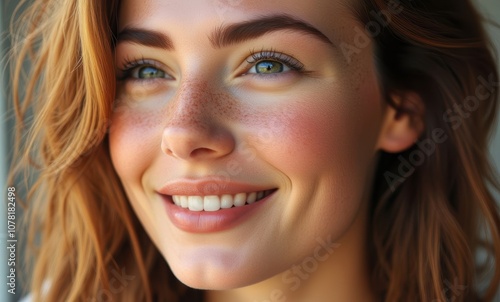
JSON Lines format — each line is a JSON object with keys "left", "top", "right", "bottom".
{"left": 162, "top": 192, "right": 274, "bottom": 233}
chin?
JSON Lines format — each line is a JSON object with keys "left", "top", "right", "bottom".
{"left": 168, "top": 260, "right": 280, "bottom": 290}
{"left": 173, "top": 272, "right": 259, "bottom": 291}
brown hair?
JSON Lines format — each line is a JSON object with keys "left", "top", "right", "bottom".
{"left": 354, "top": 0, "right": 500, "bottom": 301}
{"left": 8, "top": 0, "right": 499, "bottom": 301}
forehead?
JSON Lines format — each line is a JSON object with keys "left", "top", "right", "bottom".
{"left": 118, "top": 0, "right": 355, "bottom": 42}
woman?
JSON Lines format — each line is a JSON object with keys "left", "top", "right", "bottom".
{"left": 9, "top": 0, "right": 500, "bottom": 301}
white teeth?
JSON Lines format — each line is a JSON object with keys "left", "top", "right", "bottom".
{"left": 188, "top": 196, "right": 203, "bottom": 211}
{"left": 204, "top": 196, "right": 221, "bottom": 212}
{"left": 220, "top": 194, "right": 233, "bottom": 209}
{"left": 246, "top": 192, "right": 257, "bottom": 204}
{"left": 234, "top": 193, "right": 247, "bottom": 207}
{"left": 180, "top": 196, "right": 189, "bottom": 208}
{"left": 172, "top": 190, "right": 274, "bottom": 211}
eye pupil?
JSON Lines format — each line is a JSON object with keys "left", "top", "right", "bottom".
{"left": 256, "top": 61, "right": 283, "bottom": 74}
{"left": 139, "top": 66, "right": 165, "bottom": 79}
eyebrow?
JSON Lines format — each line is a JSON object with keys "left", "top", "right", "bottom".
{"left": 116, "top": 14, "right": 333, "bottom": 50}
{"left": 116, "top": 27, "right": 174, "bottom": 49}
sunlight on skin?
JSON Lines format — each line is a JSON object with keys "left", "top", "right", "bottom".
{"left": 109, "top": 1, "right": 413, "bottom": 301}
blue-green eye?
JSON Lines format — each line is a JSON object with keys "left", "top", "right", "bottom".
{"left": 250, "top": 61, "right": 289, "bottom": 74}
{"left": 245, "top": 51, "right": 303, "bottom": 75}
{"left": 117, "top": 58, "right": 172, "bottom": 81}
{"left": 133, "top": 66, "right": 166, "bottom": 79}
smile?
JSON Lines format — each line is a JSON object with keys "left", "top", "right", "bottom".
{"left": 171, "top": 190, "right": 275, "bottom": 211}
{"left": 159, "top": 180, "right": 277, "bottom": 233}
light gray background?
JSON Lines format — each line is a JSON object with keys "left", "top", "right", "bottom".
{"left": 1, "top": 1, "right": 499, "bottom": 301}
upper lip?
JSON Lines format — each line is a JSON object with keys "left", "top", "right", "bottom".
{"left": 157, "top": 178, "right": 276, "bottom": 196}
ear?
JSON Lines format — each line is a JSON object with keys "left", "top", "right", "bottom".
{"left": 376, "top": 92, "right": 425, "bottom": 153}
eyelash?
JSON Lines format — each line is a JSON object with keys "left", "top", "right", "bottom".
{"left": 116, "top": 57, "right": 166, "bottom": 81}
{"left": 116, "top": 49, "right": 305, "bottom": 81}
{"left": 245, "top": 49, "right": 305, "bottom": 72}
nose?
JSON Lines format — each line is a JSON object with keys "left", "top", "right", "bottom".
{"left": 160, "top": 82, "right": 236, "bottom": 161}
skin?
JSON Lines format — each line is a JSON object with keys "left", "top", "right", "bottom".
{"left": 109, "top": 0, "right": 423, "bottom": 301}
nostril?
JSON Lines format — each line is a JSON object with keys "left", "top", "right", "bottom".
{"left": 189, "top": 148, "right": 217, "bottom": 158}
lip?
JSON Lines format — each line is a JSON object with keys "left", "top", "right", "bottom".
{"left": 161, "top": 192, "right": 275, "bottom": 233}
{"left": 158, "top": 179, "right": 274, "bottom": 196}
{"left": 158, "top": 179, "right": 277, "bottom": 233}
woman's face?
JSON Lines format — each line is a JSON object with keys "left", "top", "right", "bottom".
{"left": 110, "top": 0, "right": 384, "bottom": 289}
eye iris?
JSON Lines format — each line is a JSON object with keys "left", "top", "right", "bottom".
{"left": 256, "top": 61, "right": 283, "bottom": 74}
{"left": 138, "top": 66, "right": 164, "bottom": 79}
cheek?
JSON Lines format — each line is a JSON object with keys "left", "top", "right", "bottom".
{"left": 108, "top": 107, "right": 164, "bottom": 183}
{"left": 252, "top": 75, "right": 382, "bottom": 243}
{"left": 249, "top": 78, "right": 382, "bottom": 179}
{"left": 108, "top": 107, "right": 168, "bottom": 247}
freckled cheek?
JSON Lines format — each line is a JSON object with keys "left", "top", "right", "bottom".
{"left": 108, "top": 110, "right": 163, "bottom": 183}
{"left": 256, "top": 91, "right": 381, "bottom": 177}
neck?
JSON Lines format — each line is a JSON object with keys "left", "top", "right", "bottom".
{"left": 204, "top": 201, "right": 379, "bottom": 302}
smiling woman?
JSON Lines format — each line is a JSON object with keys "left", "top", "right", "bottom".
{"left": 8, "top": 0, "right": 500, "bottom": 301}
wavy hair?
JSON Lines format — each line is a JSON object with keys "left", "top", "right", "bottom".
{"left": 353, "top": 0, "right": 500, "bottom": 301}
{"left": 8, "top": 0, "right": 500, "bottom": 301}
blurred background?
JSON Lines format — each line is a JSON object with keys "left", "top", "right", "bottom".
{"left": 1, "top": 0, "right": 499, "bottom": 301}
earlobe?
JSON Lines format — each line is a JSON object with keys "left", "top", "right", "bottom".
{"left": 376, "top": 92, "right": 425, "bottom": 153}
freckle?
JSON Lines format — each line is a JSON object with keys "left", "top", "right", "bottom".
{"left": 130, "top": 110, "right": 161, "bottom": 130}
{"left": 161, "top": 80, "right": 244, "bottom": 129}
